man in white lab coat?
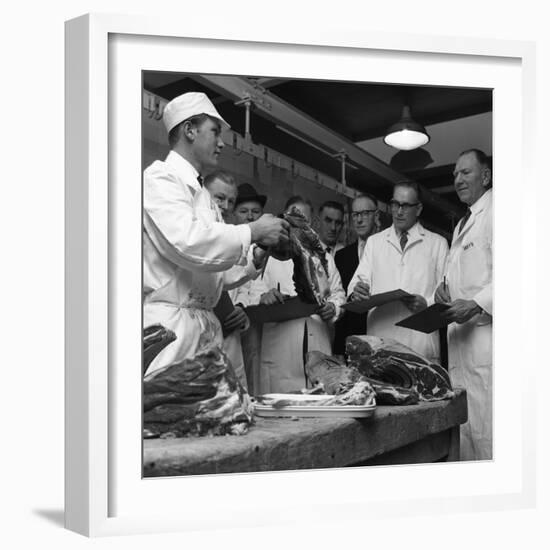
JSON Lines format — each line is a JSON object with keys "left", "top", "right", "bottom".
{"left": 348, "top": 181, "right": 448, "bottom": 362}
{"left": 143, "top": 92, "right": 289, "bottom": 378}
{"left": 434, "top": 149, "right": 493, "bottom": 461}
{"left": 256, "top": 196, "right": 346, "bottom": 393}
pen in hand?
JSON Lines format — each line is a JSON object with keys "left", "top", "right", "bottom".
{"left": 443, "top": 276, "right": 451, "bottom": 304}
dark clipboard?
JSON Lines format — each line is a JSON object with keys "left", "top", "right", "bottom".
{"left": 395, "top": 303, "right": 451, "bottom": 334}
{"left": 245, "top": 296, "right": 319, "bottom": 324}
{"left": 342, "top": 289, "right": 413, "bottom": 314}
{"left": 213, "top": 291, "right": 234, "bottom": 323}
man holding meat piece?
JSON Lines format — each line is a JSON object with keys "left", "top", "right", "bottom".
{"left": 434, "top": 149, "right": 493, "bottom": 461}
{"left": 348, "top": 181, "right": 448, "bottom": 363}
{"left": 143, "top": 92, "right": 289, "bottom": 378}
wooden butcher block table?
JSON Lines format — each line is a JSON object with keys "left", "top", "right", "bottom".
{"left": 143, "top": 388, "right": 467, "bottom": 477}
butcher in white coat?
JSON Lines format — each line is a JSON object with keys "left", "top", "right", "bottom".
{"left": 435, "top": 149, "right": 493, "bottom": 461}
{"left": 348, "top": 181, "right": 448, "bottom": 362}
{"left": 143, "top": 92, "right": 289, "bottom": 378}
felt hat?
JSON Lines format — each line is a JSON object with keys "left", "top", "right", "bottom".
{"left": 235, "top": 183, "right": 267, "bottom": 208}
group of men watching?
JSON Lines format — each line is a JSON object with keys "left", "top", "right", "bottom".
{"left": 143, "top": 91, "right": 493, "bottom": 462}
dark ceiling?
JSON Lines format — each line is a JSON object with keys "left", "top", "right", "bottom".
{"left": 143, "top": 72, "right": 492, "bottom": 232}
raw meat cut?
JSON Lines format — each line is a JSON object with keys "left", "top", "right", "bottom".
{"left": 346, "top": 335, "right": 454, "bottom": 402}
{"left": 304, "top": 350, "right": 416, "bottom": 406}
{"left": 301, "top": 350, "right": 376, "bottom": 406}
{"left": 363, "top": 379, "right": 419, "bottom": 406}
{"left": 143, "top": 346, "right": 253, "bottom": 438}
{"left": 143, "top": 324, "right": 176, "bottom": 375}
{"left": 270, "top": 206, "right": 329, "bottom": 305}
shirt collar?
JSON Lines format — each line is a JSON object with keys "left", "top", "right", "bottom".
{"left": 165, "top": 150, "right": 202, "bottom": 191}
{"left": 391, "top": 221, "right": 423, "bottom": 240}
{"left": 469, "top": 188, "right": 492, "bottom": 215}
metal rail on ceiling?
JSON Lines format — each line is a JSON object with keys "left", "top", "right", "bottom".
{"left": 191, "top": 74, "right": 463, "bottom": 220}
{"left": 142, "top": 89, "right": 451, "bottom": 239}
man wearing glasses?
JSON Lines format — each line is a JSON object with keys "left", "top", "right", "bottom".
{"left": 333, "top": 193, "right": 379, "bottom": 355}
{"left": 348, "top": 181, "right": 448, "bottom": 363}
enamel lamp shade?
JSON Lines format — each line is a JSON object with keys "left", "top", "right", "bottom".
{"left": 383, "top": 105, "right": 430, "bottom": 151}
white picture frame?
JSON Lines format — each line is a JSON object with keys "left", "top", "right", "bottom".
{"left": 65, "top": 12, "right": 537, "bottom": 537}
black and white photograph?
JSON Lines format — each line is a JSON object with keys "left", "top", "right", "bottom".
{"left": 141, "top": 72, "right": 493, "bottom": 476}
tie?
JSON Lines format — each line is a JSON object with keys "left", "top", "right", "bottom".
{"left": 358, "top": 239, "right": 366, "bottom": 259}
{"left": 459, "top": 208, "right": 471, "bottom": 233}
{"left": 326, "top": 247, "right": 332, "bottom": 254}
{"left": 400, "top": 231, "right": 408, "bottom": 251}
{"left": 197, "top": 175, "right": 204, "bottom": 186}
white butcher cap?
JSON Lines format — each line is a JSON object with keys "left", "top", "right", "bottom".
{"left": 162, "top": 92, "right": 230, "bottom": 133}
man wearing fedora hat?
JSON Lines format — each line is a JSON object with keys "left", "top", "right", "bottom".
{"left": 230, "top": 183, "right": 269, "bottom": 393}
{"left": 233, "top": 183, "right": 267, "bottom": 224}
{"left": 143, "top": 92, "right": 289, "bottom": 378}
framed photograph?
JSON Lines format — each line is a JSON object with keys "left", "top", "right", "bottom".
{"left": 65, "top": 13, "right": 536, "bottom": 536}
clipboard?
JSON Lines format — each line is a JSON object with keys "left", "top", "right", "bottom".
{"left": 245, "top": 296, "right": 319, "bottom": 324}
{"left": 395, "top": 303, "right": 451, "bottom": 334}
{"left": 213, "top": 291, "right": 234, "bottom": 323}
{"left": 342, "top": 289, "right": 413, "bottom": 314}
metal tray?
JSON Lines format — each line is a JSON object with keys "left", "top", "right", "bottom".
{"left": 253, "top": 393, "right": 376, "bottom": 418}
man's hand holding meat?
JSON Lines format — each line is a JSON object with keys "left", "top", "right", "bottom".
{"left": 249, "top": 214, "right": 290, "bottom": 248}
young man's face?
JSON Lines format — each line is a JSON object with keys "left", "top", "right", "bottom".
{"left": 206, "top": 178, "right": 237, "bottom": 221}
{"left": 234, "top": 200, "right": 263, "bottom": 224}
{"left": 318, "top": 206, "right": 343, "bottom": 246}
{"left": 192, "top": 117, "right": 225, "bottom": 171}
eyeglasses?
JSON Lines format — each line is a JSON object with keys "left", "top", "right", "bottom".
{"left": 389, "top": 200, "right": 420, "bottom": 211}
{"left": 351, "top": 209, "right": 377, "bottom": 219}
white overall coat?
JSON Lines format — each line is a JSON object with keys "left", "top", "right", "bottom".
{"left": 256, "top": 254, "right": 345, "bottom": 393}
{"left": 348, "top": 223, "right": 448, "bottom": 362}
{"left": 143, "top": 151, "right": 258, "bottom": 379}
{"left": 445, "top": 189, "right": 493, "bottom": 461}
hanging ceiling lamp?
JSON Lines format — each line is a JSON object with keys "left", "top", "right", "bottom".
{"left": 383, "top": 105, "right": 430, "bottom": 151}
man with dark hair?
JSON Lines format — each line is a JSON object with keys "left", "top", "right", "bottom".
{"left": 318, "top": 200, "right": 345, "bottom": 254}
{"left": 333, "top": 193, "right": 379, "bottom": 354}
{"left": 434, "top": 148, "right": 493, "bottom": 460}
{"left": 143, "top": 92, "right": 289, "bottom": 377}
{"left": 348, "top": 181, "right": 448, "bottom": 362}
